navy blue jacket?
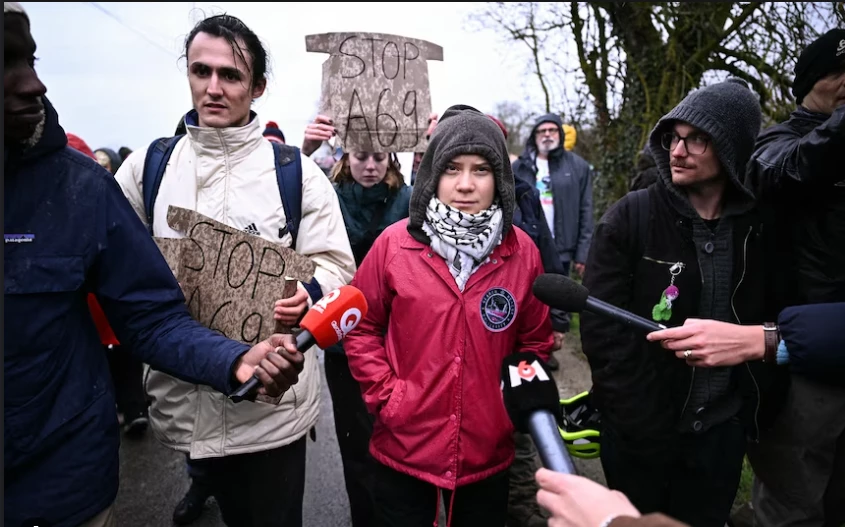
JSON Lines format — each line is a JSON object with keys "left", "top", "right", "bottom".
{"left": 779, "top": 302, "right": 845, "bottom": 386}
{"left": 512, "top": 174, "right": 571, "bottom": 332}
{"left": 4, "top": 98, "right": 250, "bottom": 527}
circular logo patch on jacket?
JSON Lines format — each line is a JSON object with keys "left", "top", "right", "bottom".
{"left": 480, "top": 287, "right": 518, "bottom": 332}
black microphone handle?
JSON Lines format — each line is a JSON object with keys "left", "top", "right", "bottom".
{"left": 526, "top": 410, "right": 577, "bottom": 474}
{"left": 229, "top": 329, "right": 316, "bottom": 403}
{"left": 585, "top": 296, "right": 667, "bottom": 333}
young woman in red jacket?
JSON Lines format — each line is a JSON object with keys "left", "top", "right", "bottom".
{"left": 344, "top": 105, "right": 554, "bottom": 527}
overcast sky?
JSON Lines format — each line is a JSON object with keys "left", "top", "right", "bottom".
{"left": 22, "top": 2, "right": 542, "bottom": 155}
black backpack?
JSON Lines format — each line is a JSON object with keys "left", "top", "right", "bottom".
{"left": 141, "top": 136, "right": 304, "bottom": 245}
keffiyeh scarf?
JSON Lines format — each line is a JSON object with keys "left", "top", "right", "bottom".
{"left": 422, "top": 197, "right": 504, "bottom": 291}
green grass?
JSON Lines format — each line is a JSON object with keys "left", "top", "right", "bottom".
{"left": 733, "top": 456, "right": 754, "bottom": 511}
{"left": 569, "top": 312, "right": 580, "bottom": 334}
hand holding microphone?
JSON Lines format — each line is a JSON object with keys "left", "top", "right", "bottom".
{"left": 230, "top": 285, "right": 369, "bottom": 403}
{"left": 501, "top": 352, "right": 576, "bottom": 474}
{"left": 233, "top": 334, "right": 304, "bottom": 398}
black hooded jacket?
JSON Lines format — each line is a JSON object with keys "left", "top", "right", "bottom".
{"left": 580, "top": 98, "right": 784, "bottom": 456}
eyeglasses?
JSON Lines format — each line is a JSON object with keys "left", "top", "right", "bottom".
{"left": 661, "top": 132, "right": 710, "bottom": 155}
{"left": 535, "top": 127, "right": 559, "bottom": 137}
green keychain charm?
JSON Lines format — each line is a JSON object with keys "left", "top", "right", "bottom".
{"left": 652, "top": 262, "right": 684, "bottom": 322}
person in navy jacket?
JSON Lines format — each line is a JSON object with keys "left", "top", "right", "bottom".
{"left": 647, "top": 302, "right": 845, "bottom": 387}
{"left": 4, "top": 4, "right": 304, "bottom": 526}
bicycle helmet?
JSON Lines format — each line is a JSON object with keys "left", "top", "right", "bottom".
{"left": 558, "top": 390, "right": 601, "bottom": 459}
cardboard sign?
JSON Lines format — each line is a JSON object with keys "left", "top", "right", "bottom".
{"left": 306, "top": 32, "right": 444, "bottom": 153}
{"left": 154, "top": 206, "right": 316, "bottom": 344}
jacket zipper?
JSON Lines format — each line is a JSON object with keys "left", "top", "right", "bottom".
{"left": 218, "top": 129, "right": 231, "bottom": 220}
{"left": 731, "top": 226, "right": 752, "bottom": 323}
{"left": 642, "top": 255, "right": 684, "bottom": 267}
{"left": 680, "top": 367, "right": 695, "bottom": 418}
{"left": 731, "top": 226, "right": 760, "bottom": 440}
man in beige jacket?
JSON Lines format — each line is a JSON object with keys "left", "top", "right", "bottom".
{"left": 115, "top": 13, "right": 355, "bottom": 527}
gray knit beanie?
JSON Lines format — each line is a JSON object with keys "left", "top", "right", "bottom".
{"left": 408, "top": 104, "right": 515, "bottom": 244}
{"left": 648, "top": 77, "right": 762, "bottom": 192}
{"left": 4, "top": 2, "right": 28, "bottom": 18}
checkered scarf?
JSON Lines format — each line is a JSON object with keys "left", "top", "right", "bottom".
{"left": 422, "top": 197, "right": 503, "bottom": 291}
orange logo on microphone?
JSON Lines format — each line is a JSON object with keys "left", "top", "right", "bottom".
{"left": 508, "top": 360, "right": 549, "bottom": 387}
{"left": 301, "top": 286, "right": 368, "bottom": 348}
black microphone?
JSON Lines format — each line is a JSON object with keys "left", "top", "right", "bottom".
{"left": 501, "top": 352, "right": 576, "bottom": 474}
{"left": 532, "top": 273, "right": 667, "bottom": 333}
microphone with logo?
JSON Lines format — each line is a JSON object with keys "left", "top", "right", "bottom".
{"left": 230, "top": 285, "right": 368, "bottom": 403}
{"left": 501, "top": 352, "right": 577, "bottom": 474}
{"left": 533, "top": 273, "right": 667, "bottom": 333}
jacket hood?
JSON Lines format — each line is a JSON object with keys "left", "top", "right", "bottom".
{"left": 520, "top": 113, "right": 565, "bottom": 161}
{"left": 93, "top": 147, "right": 122, "bottom": 174}
{"left": 7, "top": 97, "right": 67, "bottom": 165}
{"left": 407, "top": 104, "right": 515, "bottom": 244}
{"left": 647, "top": 78, "right": 761, "bottom": 218}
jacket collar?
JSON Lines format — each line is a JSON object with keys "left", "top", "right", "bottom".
{"left": 400, "top": 226, "right": 521, "bottom": 298}
{"left": 399, "top": 225, "right": 521, "bottom": 259}
{"left": 184, "top": 110, "right": 265, "bottom": 163}
{"left": 790, "top": 106, "right": 833, "bottom": 130}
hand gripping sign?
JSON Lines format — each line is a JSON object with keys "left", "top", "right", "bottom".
{"left": 306, "top": 32, "right": 443, "bottom": 153}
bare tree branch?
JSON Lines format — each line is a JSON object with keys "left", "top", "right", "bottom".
{"left": 468, "top": 1, "right": 840, "bottom": 216}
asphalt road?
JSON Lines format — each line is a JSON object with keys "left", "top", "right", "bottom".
{"left": 114, "top": 344, "right": 604, "bottom": 526}
{"left": 114, "top": 348, "right": 352, "bottom": 527}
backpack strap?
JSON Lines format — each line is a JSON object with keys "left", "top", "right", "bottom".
{"left": 142, "top": 135, "right": 183, "bottom": 234}
{"left": 271, "top": 142, "right": 303, "bottom": 246}
{"left": 626, "top": 188, "right": 651, "bottom": 263}
{"left": 271, "top": 143, "right": 322, "bottom": 304}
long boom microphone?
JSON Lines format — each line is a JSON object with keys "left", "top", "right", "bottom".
{"left": 230, "top": 285, "right": 368, "bottom": 403}
{"left": 501, "top": 353, "right": 577, "bottom": 474}
{"left": 532, "top": 274, "right": 666, "bottom": 333}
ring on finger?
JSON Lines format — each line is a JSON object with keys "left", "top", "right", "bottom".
{"left": 683, "top": 350, "right": 693, "bottom": 359}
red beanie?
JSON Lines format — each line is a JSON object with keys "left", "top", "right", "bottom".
{"left": 486, "top": 115, "right": 508, "bottom": 139}
{"left": 263, "top": 120, "right": 286, "bottom": 144}
{"left": 66, "top": 133, "right": 96, "bottom": 160}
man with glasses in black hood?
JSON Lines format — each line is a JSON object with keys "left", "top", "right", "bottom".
{"left": 580, "top": 78, "right": 780, "bottom": 526}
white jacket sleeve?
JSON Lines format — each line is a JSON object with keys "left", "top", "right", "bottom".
{"left": 114, "top": 146, "right": 150, "bottom": 227}
{"left": 296, "top": 154, "right": 356, "bottom": 296}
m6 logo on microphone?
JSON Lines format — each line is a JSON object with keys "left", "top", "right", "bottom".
{"left": 508, "top": 360, "right": 550, "bottom": 387}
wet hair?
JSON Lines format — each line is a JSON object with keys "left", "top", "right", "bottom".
{"left": 118, "top": 146, "right": 133, "bottom": 161}
{"left": 183, "top": 14, "right": 268, "bottom": 89}
{"left": 331, "top": 152, "right": 405, "bottom": 191}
